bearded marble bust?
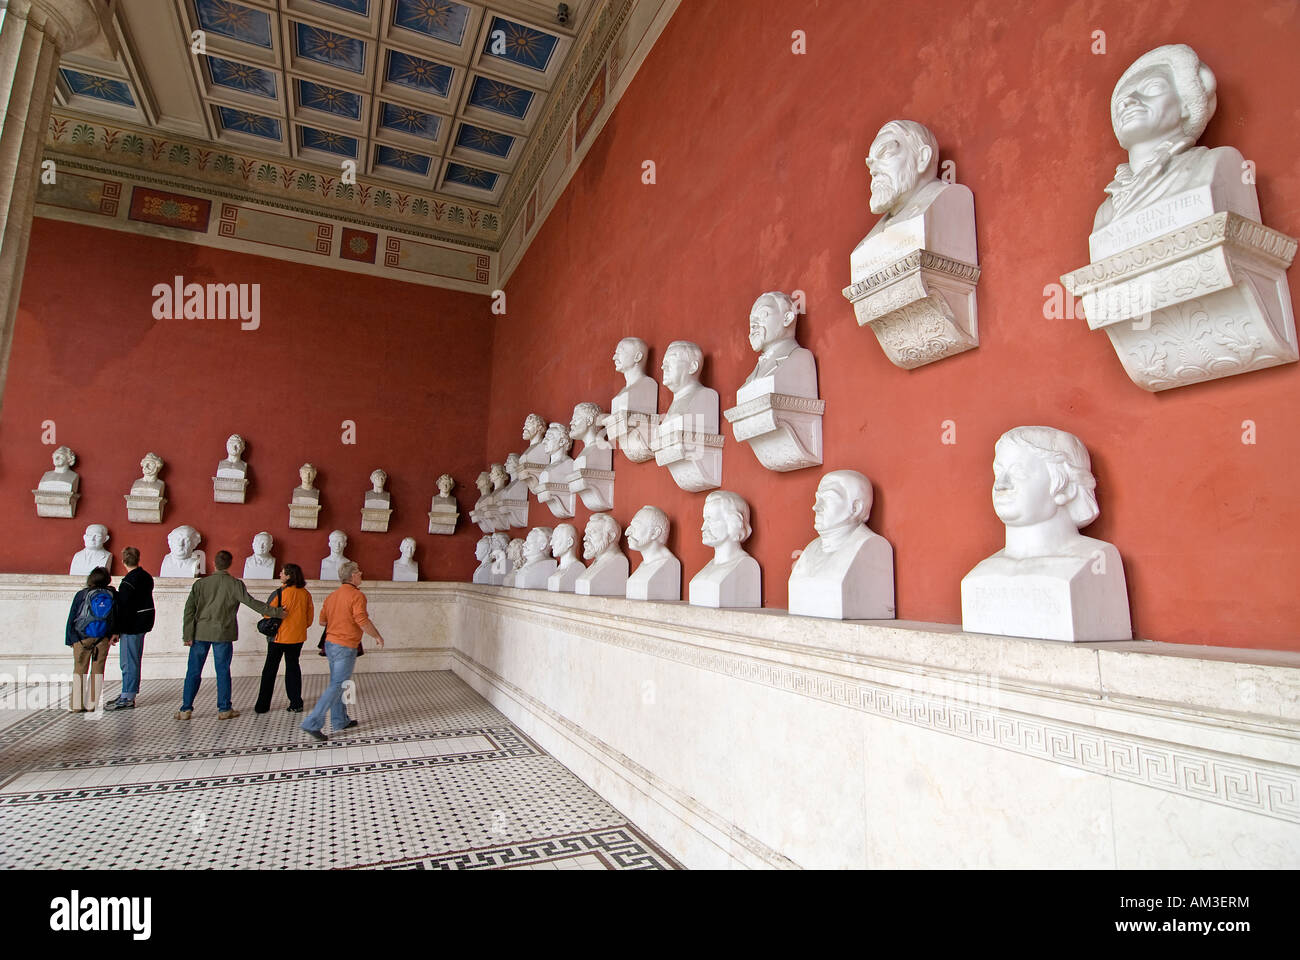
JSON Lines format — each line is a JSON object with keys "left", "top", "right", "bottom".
{"left": 850, "top": 119, "right": 977, "bottom": 279}
{"left": 960, "top": 427, "right": 1131, "bottom": 643}
{"left": 574, "top": 513, "right": 629, "bottom": 597}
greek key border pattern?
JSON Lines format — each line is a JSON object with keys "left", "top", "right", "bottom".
{"left": 357, "top": 826, "right": 678, "bottom": 870}
{"left": 0, "top": 733, "right": 537, "bottom": 807}
{"left": 466, "top": 595, "right": 1300, "bottom": 825}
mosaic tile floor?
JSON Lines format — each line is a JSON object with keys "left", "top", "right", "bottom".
{"left": 0, "top": 671, "right": 679, "bottom": 870}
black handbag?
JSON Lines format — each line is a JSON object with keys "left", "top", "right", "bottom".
{"left": 256, "top": 588, "right": 283, "bottom": 638}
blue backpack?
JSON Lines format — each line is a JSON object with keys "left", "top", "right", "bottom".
{"left": 74, "top": 589, "right": 114, "bottom": 640}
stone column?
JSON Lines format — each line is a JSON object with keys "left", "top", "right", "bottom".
{"left": 0, "top": 0, "right": 109, "bottom": 417}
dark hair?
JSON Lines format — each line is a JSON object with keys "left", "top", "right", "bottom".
{"left": 122, "top": 546, "right": 140, "bottom": 567}
{"left": 86, "top": 567, "right": 110, "bottom": 589}
{"left": 214, "top": 550, "right": 233, "bottom": 570}
{"left": 282, "top": 563, "right": 306, "bottom": 589}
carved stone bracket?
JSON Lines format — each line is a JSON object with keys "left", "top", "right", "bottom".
{"left": 428, "top": 503, "right": 458, "bottom": 536}
{"left": 570, "top": 468, "right": 615, "bottom": 511}
{"left": 360, "top": 506, "right": 392, "bottom": 533}
{"left": 724, "top": 393, "right": 826, "bottom": 472}
{"left": 211, "top": 476, "right": 248, "bottom": 504}
{"left": 1061, "top": 212, "right": 1299, "bottom": 391}
{"left": 842, "top": 249, "right": 980, "bottom": 369}
{"left": 125, "top": 494, "right": 166, "bottom": 524}
{"left": 652, "top": 428, "right": 724, "bottom": 493}
{"left": 470, "top": 503, "right": 501, "bottom": 534}
{"left": 539, "top": 481, "right": 576, "bottom": 519}
{"left": 32, "top": 489, "right": 77, "bottom": 518}
{"left": 604, "top": 410, "right": 659, "bottom": 463}
{"left": 288, "top": 502, "right": 321, "bottom": 530}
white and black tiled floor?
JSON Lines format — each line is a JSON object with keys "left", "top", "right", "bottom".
{"left": 0, "top": 671, "right": 679, "bottom": 870}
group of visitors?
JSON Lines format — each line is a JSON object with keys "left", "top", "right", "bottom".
{"left": 64, "top": 547, "right": 384, "bottom": 741}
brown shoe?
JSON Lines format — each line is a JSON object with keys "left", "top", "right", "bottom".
{"left": 174, "top": 709, "right": 192, "bottom": 720}
{"left": 217, "top": 709, "right": 240, "bottom": 720}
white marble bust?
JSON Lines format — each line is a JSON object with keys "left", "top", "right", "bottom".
{"left": 216, "top": 434, "right": 248, "bottom": 479}
{"left": 489, "top": 464, "right": 508, "bottom": 495}
{"left": 472, "top": 536, "right": 494, "bottom": 585}
{"left": 519, "top": 413, "right": 549, "bottom": 491}
{"left": 131, "top": 452, "right": 166, "bottom": 498}
{"left": 625, "top": 505, "right": 680, "bottom": 601}
{"left": 688, "top": 491, "right": 760, "bottom": 608}
{"left": 293, "top": 463, "right": 320, "bottom": 504}
{"left": 537, "top": 422, "right": 577, "bottom": 515}
{"left": 159, "top": 524, "right": 206, "bottom": 578}
{"left": 740, "top": 292, "right": 817, "bottom": 400}
{"left": 69, "top": 523, "right": 113, "bottom": 576}
{"left": 1092, "top": 44, "right": 1257, "bottom": 241}
{"left": 501, "top": 537, "right": 527, "bottom": 587}
{"left": 486, "top": 533, "right": 511, "bottom": 585}
{"left": 393, "top": 537, "right": 419, "bottom": 582}
{"left": 574, "top": 513, "right": 629, "bottom": 597}
{"left": 961, "top": 427, "right": 1131, "bottom": 643}
{"left": 516, "top": 526, "right": 557, "bottom": 589}
{"left": 364, "top": 469, "right": 391, "bottom": 508}
{"left": 243, "top": 531, "right": 277, "bottom": 580}
{"left": 434, "top": 473, "right": 455, "bottom": 504}
{"left": 788, "top": 470, "right": 894, "bottom": 620}
{"left": 851, "top": 119, "right": 977, "bottom": 277}
{"left": 661, "top": 340, "right": 719, "bottom": 434}
{"left": 569, "top": 401, "right": 612, "bottom": 471}
{"left": 610, "top": 336, "right": 658, "bottom": 415}
{"left": 546, "top": 523, "right": 585, "bottom": 592}
{"left": 320, "top": 529, "right": 351, "bottom": 582}
{"left": 38, "top": 445, "right": 79, "bottom": 493}
{"left": 498, "top": 455, "right": 530, "bottom": 522}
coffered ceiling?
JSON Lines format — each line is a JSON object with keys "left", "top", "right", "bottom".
{"left": 38, "top": 0, "right": 677, "bottom": 291}
{"left": 60, "top": 0, "right": 590, "bottom": 204}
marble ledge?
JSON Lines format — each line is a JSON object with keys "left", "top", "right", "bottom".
{"left": 457, "top": 584, "right": 1300, "bottom": 728}
{"left": 0, "top": 576, "right": 1294, "bottom": 727}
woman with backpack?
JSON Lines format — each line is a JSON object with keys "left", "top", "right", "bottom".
{"left": 64, "top": 566, "right": 117, "bottom": 712}
{"left": 253, "top": 563, "right": 314, "bottom": 714}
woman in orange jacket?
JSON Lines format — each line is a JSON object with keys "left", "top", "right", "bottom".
{"left": 254, "top": 563, "right": 314, "bottom": 713}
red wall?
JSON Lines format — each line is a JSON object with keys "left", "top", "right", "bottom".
{"left": 0, "top": 218, "right": 493, "bottom": 584}
{"left": 489, "top": 0, "right": 1300, "bottom": 650}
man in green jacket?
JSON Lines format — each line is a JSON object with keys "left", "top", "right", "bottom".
{"left": 175, "top": 550, "right": 284, "bottom": 719}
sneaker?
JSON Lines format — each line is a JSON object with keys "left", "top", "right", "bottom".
{"left": 106, "top": 699, "right": 135, "bottom": 711}
{"left": 302, "top": 726, "right": 328, "bottom": 742}
{"left": 217, "top": 709, "right": 240, "bottom": 720}
{"left": 341, "top": 720, "right": 359, "bottom": 730}
{"left": 174, "top": 709, "right": 192, "bottom": 720}
{"left": 286, "top": 705, "right": 304, "bottom": 713}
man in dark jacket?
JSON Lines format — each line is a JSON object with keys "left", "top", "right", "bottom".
{"left": 176, "top": 550, "right": 284, "bottom": 720}
{"left": 105, "top": 546, "right": 155, "bottom": 710}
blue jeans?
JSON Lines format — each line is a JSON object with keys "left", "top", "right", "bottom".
{"left": 180, "top": 641, "right": 234, "bottom": 712}
{"left": 303, "top": 641, "right": 356, "bottom": 732}
{"left": 117, "top": 633, "right": 145, "bottom": 699}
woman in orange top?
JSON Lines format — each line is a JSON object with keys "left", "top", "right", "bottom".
{"left": 254, "top": 563, "right": 315, "bottom": 713}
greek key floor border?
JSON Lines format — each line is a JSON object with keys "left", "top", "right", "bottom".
{"left": 355, "top": 826, "right": 678, "bottom": 870}
{"left": 465, "top": 595, "right": 1300, "bottom": 825}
